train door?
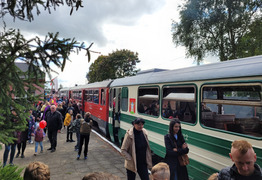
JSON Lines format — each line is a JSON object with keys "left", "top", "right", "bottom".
{"left": 109, "top": 88, "right": 121, "bottom": 144}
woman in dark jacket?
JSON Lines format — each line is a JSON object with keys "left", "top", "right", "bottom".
{"left": 164, "top": 118, "right": 189, "bottom": 180}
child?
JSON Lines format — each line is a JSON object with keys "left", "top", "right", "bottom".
{"left": 34, "top": 121, "right": 45, "bottom": 156}
{"left": 24, "top": 161, "right": 50, "bottom": 180}
{"left": 71, "top": 114, "right": 82, "bottom": 151}
{"left": 28, "top": 109, "right": 35, "bottom": 144}
{"left": 64, "top": 109, "right": 74, "bottom": 142}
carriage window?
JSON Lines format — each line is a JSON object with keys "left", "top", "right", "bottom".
{"left": 138, "top": 87, "right": 159, "bottom": 117}
{"left": 72, "top": 91, "right": 82, "bottom": 100}
{"left": 162, "top": 86, "right": 196, "bottom": 124}
{"left": 201, "top": 84, "right": 262, "bottom": 137}
{"left": 121, "top": 87, "right": 128, "bottom": 111}
{"left": 93, "top": 89, "right": 99, "bottom": 104}
{"left": 100, "top": 89, "right": 106, "bottom": 106}
{"left": 85, "top": 90, "right": 93, "bottom": 102}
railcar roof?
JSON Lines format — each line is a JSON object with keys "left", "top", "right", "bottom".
{"left": 110, "top": 55, "right": 262, "bottom": 87}
{"left": 81, "top": 79, "right": 112, "bottom": 89}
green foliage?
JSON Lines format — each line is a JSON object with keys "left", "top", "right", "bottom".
{"left": 0, "top": 1, "right": 92, "bottom": 149}
{"left": 88, "top": 49, "right": 140, "bottom": 83}
{"left": 0, "top": 164, "right": 23, "bottom": 180}
{"left": 236, "top": 17, "right": 262, "bottom": 58}
{"left": 0, "top": 0, "right": 83, "bottom": 22}
{"left": 172, "top": 0, "right": 262, "bottom": 62}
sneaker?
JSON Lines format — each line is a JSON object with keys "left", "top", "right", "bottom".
{"left": 70, "top": 140, "right": 75, "bottom": 142}
{"left": 51, "top": 149, "right": 56, "bottom": 153}
{"left": 21, "top": 154, "right": 25, "bottom": 158}
{"left": 9, "top": 163, "right": 14, "bottom": 166}
{"left": 66, "top": 140, "right": 70, "bottom": 142}
{"left": 77, "top": 155, "right": 80, "bottom": 160}
{"left": 34, "top": 153, "right": 37, "bottom": 156}
{"left": 84, "top": 156, "right": 87, "bottom": 160}
{"left": 40, "top": 150, "right": 43, "bottom": 153}
{"left": 47, "top": 147, "right": 52, "bottom": 150}
{"left": 74, "top": 149, "right": 78, "bottom": 151}
{"left": 15, "top": 153, "right": 20, "bottom": 158}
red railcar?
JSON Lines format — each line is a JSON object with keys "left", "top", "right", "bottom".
{"left": 81, "top": 80, "right": 112, "bottom": 137}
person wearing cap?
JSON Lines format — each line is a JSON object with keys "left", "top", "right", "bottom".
{"left": 121, "top": 118, "right": 152, "bottom": 180}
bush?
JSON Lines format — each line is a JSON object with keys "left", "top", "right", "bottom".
{"left": 0, "top": 163, "right": 23, "bottom": 180}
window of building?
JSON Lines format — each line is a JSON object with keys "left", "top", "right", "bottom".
{"left": 201, "top": 83, "right": 262, "bottom": 137}
{"left": 138, "top": 87, "right": 159, "bottom": 117}
{"left": 162, "top": 86, "right": 196, "bottom": 124}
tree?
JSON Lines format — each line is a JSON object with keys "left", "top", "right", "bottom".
{"left": 87, "top": 49, "right": 140, "bottom": 83}
{"left": 0, "top": 0, "right": 92, "bottom": 148}
{"left": 236, "top": 17, "right": 262, "bottom": 58}
{"left": 172, "top": 0, "right": 262, "bottom": 62}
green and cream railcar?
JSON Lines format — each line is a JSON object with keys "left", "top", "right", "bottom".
{"left": 108, "top": 56, "right": 262, "bottom": 179}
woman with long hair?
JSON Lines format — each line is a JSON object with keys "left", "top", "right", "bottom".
{"left": 164, "top": 118, "right": 189, "bottom": 180}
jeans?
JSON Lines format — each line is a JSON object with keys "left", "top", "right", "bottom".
{"left": 75, "top": 131, "right": 80, "bottom": 149}
{"left": 35, "top": 141, "right": 43, "bottom": 153}
{"left": 3, "top": 144, "right": 16, "bottom": 167}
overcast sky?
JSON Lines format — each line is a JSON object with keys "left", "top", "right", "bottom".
{"left": 2, "top": 0, "right": 219, "bottom": 87}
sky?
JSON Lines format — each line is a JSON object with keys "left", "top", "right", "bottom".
{"left": 2, "top": 0, "right": 219, "bottom": 88}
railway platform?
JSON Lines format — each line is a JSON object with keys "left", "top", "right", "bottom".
{"left": 0, "top": 128, "right": 132, "bottom": 180}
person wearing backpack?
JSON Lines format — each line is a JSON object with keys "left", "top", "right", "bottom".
{"left": 34, "top": 121, "right": 45, "bottom": 156}
{"left": 77, "top": 112, "right": 93, "bottom": 160}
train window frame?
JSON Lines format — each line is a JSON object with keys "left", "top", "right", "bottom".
{"left": 100, "top": 88, "right": 106, "bottom": 106}
{"left": 137, "top": 86, "right": 160, "bottom": 118}
{"left": 93, "top": 89, "right": 99, "bottom": 104}
{"left": 200, "top": 82, "right": 262, "bottom": 139}
{"left": 85, "top": 89, "right": 93, "bottom": 102}
{"left": 121, "top": 87, "right": 128, "bottom": 112}
{"left": 162, "top": 84, "right": 197, "bottom": 125}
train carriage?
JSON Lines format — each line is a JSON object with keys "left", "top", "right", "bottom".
{"left": 81, "top": 80, "right": 112, "bottom": 137}
{"left": 59, "top": 87, "right": 71, "bottom": 100}
{"left": 108, "top": 56, "right": 262, "bottom": 179}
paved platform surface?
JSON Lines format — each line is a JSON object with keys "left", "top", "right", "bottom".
{"left": 0, "top": 128, "right": 132, "bottom": 180}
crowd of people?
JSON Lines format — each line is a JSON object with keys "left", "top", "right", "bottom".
{"left": 2, "top": 95, "right": 262, "bottom": 180}
{"left": 2, "top": 96, "right": 93, "bottom": 164}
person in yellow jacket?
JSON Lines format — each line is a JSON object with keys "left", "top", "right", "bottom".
{"left": 121, "top": 118, "right": 152, "bottom": 180}
{"left": 64, "top": 109, "right": 74, "bottom": 142}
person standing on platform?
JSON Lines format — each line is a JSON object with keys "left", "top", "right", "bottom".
{"left": 3, "top": 109, "right": 18, "bottom": 167}
{"left": 64, "top": 109, "right": 74, "bottom": 142}
{"left": 164, "top": 118, "right": 189, "bottom": 180}
{"left": 71, "top": 113, "right": 82, "bottom": 151}
{"left": 16, "top": 123, "right": 29, "bottom": 158}
{"left": 77, "top": 112, "right": 93, "bottom": 160}
{"left": 121, "top": 117, "right": 152, "bottom": 180}
{"left": 44, "top": 105, "right": 62, "bottom": 152}
{"left": 34, "top": 123, "right": 45, "bottom": 156}
{"left": 218, "top": 139, "right": 262, "bottom": 180}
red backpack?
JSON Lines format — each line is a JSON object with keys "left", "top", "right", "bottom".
{"left": 35, "top": 129, "right": 44, "bottom": 142}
